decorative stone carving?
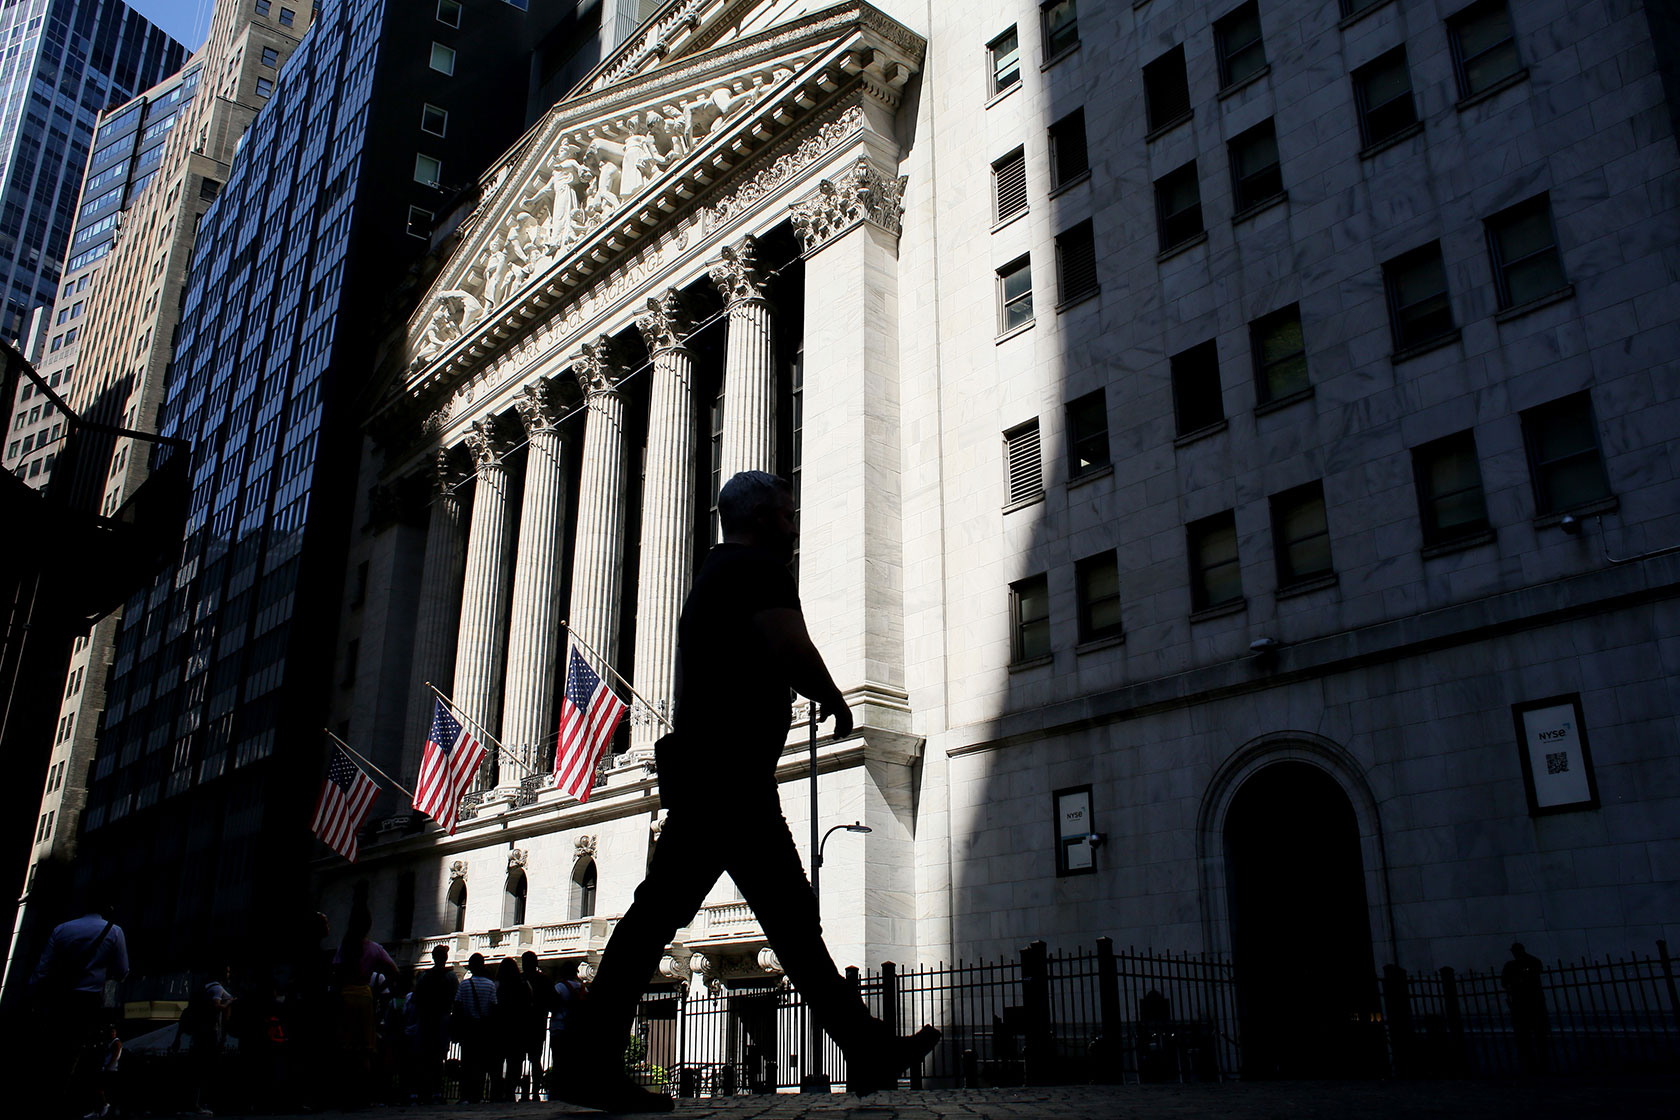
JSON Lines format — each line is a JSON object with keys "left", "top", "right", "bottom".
{"left": 449, "top": 860, "right": 468, "bottom": 882}
{"left": 462, "top": 417, "right": 514, "bottom": 469}
{"left": 658, "top": 952, "right": 692, "bottom": 981}
{"left": 689, "top": 951, "right": 716, "bottom": 981}
{"left": 508, "top": 848, "right": 528, "bottom": 871}
{"left": 577, "top": 961, "right": 597, "bottom": 983}
{"left": 512, "top": 377, "right": 567, "bottom": 434}
{"left": 757, "top": 946, "right": 783, "bottom": 975}
{"left": 572, "top": 337, "right": 624, "bottom": 397}
{"left": 514, "top": 774, "right": 542, "bottom": 808}
{"left": 650, "top": 809, "right": 668, "bottom": 841}
{"left": 699, "top": 105, "right": 864, "bottom": 233}
{"left": 634, "top": 288, "right": 693, "bottom": 354}
{"left": 708, "top": 235, "right": 768, "bottom": 305}
{"left": 574, "top": 834, "right": 598, "bottom": 859}
{"left": 433, "top": 448, "right": 466, "bottom": 494}
{"left": 790, "top": 157, "right": 907, "bottom": 252}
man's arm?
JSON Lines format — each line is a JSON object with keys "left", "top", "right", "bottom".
{"left": 30, "top": 928, "right": 58, "bottom": 986}
{"left": 753, "top": 607, "right": 852, "bottom": 737}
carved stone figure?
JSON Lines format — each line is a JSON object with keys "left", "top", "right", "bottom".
{"left": 519, "top": 142, "right": 587, "bottom": 249}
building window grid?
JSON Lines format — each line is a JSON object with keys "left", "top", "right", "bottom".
{"left": 1251, "top": 305, "right": 1309, "bottom": 402}
{"left": 989, "top": 27, "right": 1021, "bottom": 96}
{"left": 1155, "top": 162, "right": 1204, "bottom": 251}
{"left": 1521, "top": 394, "right": 1612, "bottom": 515}
{"left": 998, "top": 255, "right": 1033, "bottom": 333}
{"left": 1075, "top": 551, "right": 1123, "bottom": 644}
{"left": 1486, "top": 196, "right": 1566, "bottom": 309}
{"left": 1189, "top": 512, "right": 1243, "bottom": 611}
{"left": 1229, "top": 119, "right": 1283, "bottom": 212}
{"left": 1383, "top": 243, "right": 1456, "bottom": 351}
{"left": 1354, "top": 48, "right": 1419, "bottom": 148}
{"left": 1449, "top": 0, "right": 1521, "bottom": 99}
{"left": 1413, "top": 431, "right": 1490, "bottom": 546}
{"left": 1011, "top": 573, "right": 1051, "bottom": 662}
{"left": 1271, "top": 482, "right": 1334, "bottom": 587}
{"left": 1214, "top": 2, "right": 1267, "bottom": 89}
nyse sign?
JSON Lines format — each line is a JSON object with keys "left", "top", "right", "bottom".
{"left": 1519, "top": 701, "right": 1593, "bottom": 809}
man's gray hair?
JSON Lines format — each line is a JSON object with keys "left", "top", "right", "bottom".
{"left": 717, "top": 470, "right": 792, "bottom": 534}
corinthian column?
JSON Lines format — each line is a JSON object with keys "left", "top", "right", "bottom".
{"left": 629, "top": 290, "right": 697, "bottom": 755}
{"left": 566, "top": 337, "right": 630, "bottom": 686}
{"left": 451, "top": 417, "right": 517, "bottom": 786}
{"left": 709, "top": 234, "right": 776, "bottom": 478}
{"left": 404, "top": 450, "right": 468, "bottom": 782}
{"left": 498, "top": 378, "right": 569, "bottom": 784}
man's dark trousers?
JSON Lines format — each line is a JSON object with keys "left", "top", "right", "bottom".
{"left": 583, "top": 785, "right": 875, "bottom": 1058}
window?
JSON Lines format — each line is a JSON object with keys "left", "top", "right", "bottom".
{"left": 571, "top": 859, "right": 598, "bottom": 919}
{"left": 1271, "top": 482, "right": 1333, "bottom": 587}
{"left": 421, "top": 103, "right": 448, "bottom": 136}
{"left": 1486, "top": 195, "right": 1565, "bottom": 309}
{"left": 429, "top": 42, "right": 457, "bottom": 75}
{"left": 1521, "top": 394, "right": 1611, "bottom": 514}
{"left": 406, "top": 205, "right": 433, "bottom": 239}
{"left": 1214, "top": 2, "right": 1267, "bottom": 89}
{"left": 448, "top": 878, "right": 466, "bottom": 933}
{"left": 1251, "top": 304, "right": 1308, "bottom": 402}
{"left": 414, "top": 153, "right": 443, "bottom": 186}
{"left": 1154, "top": 162, "right": 1203, "bottom": 251}
{"left": 1383, "top": 243, "right": 1456, "bottom": 351}
{"left": 1188, "top": 511, "right": 1243, "bottom": 611}
{"left": 260, "top": 46, "right": 278, "bottom": 66}
{"left": 1065, "top": 389, "right": 1109, "bottom": 478}
{"left": 1056, "top": 220, "right": 1099, "bottom": 306}
{"left": 1143, "top": 46, "right": 1191, "bottom": 132}
{"left": 255, "top": 77, "right": 273, "bottom": 98}
{"left": 1003, "top": 419, "right": 1043, "bottom": 506}
{"left": 1449, "top": 0, "right": 1520, "bottom": 99}
{"left": 1228, "top": 118, "right": 1282, "bottom": 212}
{"left": 1171, "top": 341, "right": 1224, "bottom": 435}
{"left": 1011, "top": 573, "right": 1051, "bottom": 662}
{"left": 1413, "top": 431, "right": 1489, "bottom": 546}
{"left": 437, "top": 0, "right": 463, "bottom": 26}
{"left": 1354, "top": 48, "right": 1418, "bottom": 148}
{"left": 278, "top": 6, "right": 295, "bottom": 26}
{"left": 255, "top": 0, "right": 270, "bottom": 13}
{"left": 993, "top": 147, "right": 1027, "bottom": 223}
{"left": 1075, "top": 551, "right": 1123, "bottom": 643}
{"left": 998, "top": 255, "right": 1033, "bottom": 333}
{"left": 989, "top": 27, "right": 1021, "bottom": 96}
{"left": 504, "top": 868, "right": 528, "bottom": 927}
{"left": 1042, "top": 0, "right": 1078, "bottom": 59}
{"left": 1340, "top": 0, "right": 1382, "bottom": 15}
{"left": 1049, "top": 109, "right": 1088, "bottom": 187}
{"left": 6, "top": 441, "right": 16, "bottom": 457}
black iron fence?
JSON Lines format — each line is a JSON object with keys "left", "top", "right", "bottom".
{"left": 1382, "top": 943, "right": 1680, "bottom": 1078}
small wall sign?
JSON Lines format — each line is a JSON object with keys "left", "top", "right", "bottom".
{"left": 1512, "top": 693, "right": 1599, "bottom": 815}
{"left": 1054, "top": 785, "right": 1095, "bottom": 875}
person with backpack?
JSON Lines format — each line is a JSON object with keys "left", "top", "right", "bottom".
{"left": 451, "top": 954, "right": 497, "bottom": 1104}
{"left": 31, "top": 902, "right": 128, "bottom": 1117}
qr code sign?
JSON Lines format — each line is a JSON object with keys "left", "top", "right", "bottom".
{"left": 1545, "top": 751, "right": 1569, "bottom": 775}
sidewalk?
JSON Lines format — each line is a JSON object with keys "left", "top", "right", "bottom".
{"left": 244, "top": 1078, "right": 1680, "bottom": 1120}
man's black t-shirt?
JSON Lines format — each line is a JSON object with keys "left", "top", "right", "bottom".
{"left": 666, "top": 543, "right": 800, "bottom": 786}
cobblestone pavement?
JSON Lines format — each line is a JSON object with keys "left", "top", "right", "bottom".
{"left": 248, "top": 1079, "right": 1679, "bottom": 1120}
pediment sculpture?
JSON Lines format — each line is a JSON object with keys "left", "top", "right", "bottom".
{"left": 411, "top": 70, "right": 789, "bottom": 368}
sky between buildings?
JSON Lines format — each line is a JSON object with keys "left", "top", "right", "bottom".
{"left": 131, "top": 0, "right": 212, "bottom": 51}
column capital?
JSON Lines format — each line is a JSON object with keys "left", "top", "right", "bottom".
{"left": 790, "top": 157, "right": 907, "bottom": 254}
{"left": 512, "top": 376, "right": 568, "bottom": 435}
{"left": 573, "top": 336, "right": 626, "bottom": 398}
{"left": 462, "top": 416, "right": 516, "bottom": 471}
{"left": 708, "top": 234, "right": 769, "bottom": 305}
{"left": 635, "top": 288, "right": 694, "bottom": 355}
{"left": 432, "top": 447, "right": 468, "bottom": 494}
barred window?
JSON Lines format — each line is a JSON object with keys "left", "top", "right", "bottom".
{"left": 993, "top": 147, "right": 1027, "bottom": 222}
{"left": 1003, "top": 418, "right": 1042, "bottom": 506}
{"left": 1055, "top": 220, "right": 1098, "bottom": 306}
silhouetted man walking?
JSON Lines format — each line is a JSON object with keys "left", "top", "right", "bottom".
{"left": 560, "top": 471, "right": 936, "bottom": 1113}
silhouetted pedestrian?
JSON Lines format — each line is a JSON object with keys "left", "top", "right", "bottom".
{"left": 520, "top": 951, "right": 550, "bottom": 1100}
{"left": 547, "top": 958, "right": 585, "bottom": 1099}
{"left": 560, "top": 472, "right": 939, "bottom": 1113}
{"left": 1502, "top": 942, "right": 1549, "bottom": 1073}
{"left": 411, "top": 945, "right": 457, "bottom": 1103}
{"left": 492, "top": 956, "right": 528, "bottom": 1100}
{"left": 172, "top": 963, "right": 233, "bottom": 1116}
{"left": 333, "top": 903, "right": 397, "bottom": 1105}
{"left": 452, "top": 953, "right": 497, "bottom": 1103}
{"left": 30, "top": 900, "right": 128, "bottom": 1118}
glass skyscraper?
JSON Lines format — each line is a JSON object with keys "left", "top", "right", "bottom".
{"left": 0, "top": 0, "right": 185, "bottom": 342}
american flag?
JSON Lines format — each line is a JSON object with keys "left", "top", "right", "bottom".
{"left": 553, "top": 644, "right": 627, "bottom": 802}
{"left": 414, "top": 698, "right": 486, "bottom": 834}
{"left": 310, "top": 745, "right": 380, "bottom": 862}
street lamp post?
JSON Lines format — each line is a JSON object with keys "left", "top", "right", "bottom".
{"left": 800, "top": 699, "right": 871, "bottom": 1093}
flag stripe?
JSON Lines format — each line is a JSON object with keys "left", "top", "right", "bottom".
{"left": 553, "top": 645, "right": 627, "bottom": 803}
{"left": 311, "top": 746, "right": 380, "bottom": 862}
{"left": 412, "top": 699, "right": 485, "bottom": 835}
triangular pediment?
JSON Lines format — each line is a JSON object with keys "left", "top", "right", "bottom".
{"left": 400, "top": 0, "right": 923, "bottom": 392}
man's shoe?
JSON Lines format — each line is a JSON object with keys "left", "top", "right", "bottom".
{"left": 849, "top": 1024, "right": 941, "bottom": 1095}
{"left": 550, "top": 1073, "right": 674, "bottom": 1113}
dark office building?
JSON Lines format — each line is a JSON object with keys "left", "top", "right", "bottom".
{"left": 68, "top": 0, "right": 601, "bottom": 985}
{"left": 0, "top": 0, "right": 185, "bottom": 342}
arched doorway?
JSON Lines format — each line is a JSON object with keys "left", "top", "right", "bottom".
{"left": 1224, "top": 760, "right": 1382, "bottom": 1077}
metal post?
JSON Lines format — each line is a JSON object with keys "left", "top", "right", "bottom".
{"left": 801, "top": 701, "right": 828, "bottom": 1093}
{"left": 1095, "top": 937, "right": 1122, "bottom": 1083}
{"left": 1659, "top": 940, "right": 1680, "bottom": 1034}
{"left": 1021, "top": 940, "right": 1052, "bottom": 1085}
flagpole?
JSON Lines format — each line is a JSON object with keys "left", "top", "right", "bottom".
{"left": 559, "top": 619, "right": 675, "bottom": 733}
{"left": 423, "top": 680, "right": 545, "bottom": 780}
{"left": 323, "top": 728, "right": 417, "bottom": 803}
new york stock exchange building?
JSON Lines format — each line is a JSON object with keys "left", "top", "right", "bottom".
{"left": 317, "top": 0, "right": 1680, "bottom": 1079}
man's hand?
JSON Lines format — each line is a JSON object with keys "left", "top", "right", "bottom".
{"left": 821, "top": 695, "right": 853, "bottom": 738}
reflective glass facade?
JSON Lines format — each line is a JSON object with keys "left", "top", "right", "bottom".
{"left": 0, "top": 0, "right": 185, "bottom": 341}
